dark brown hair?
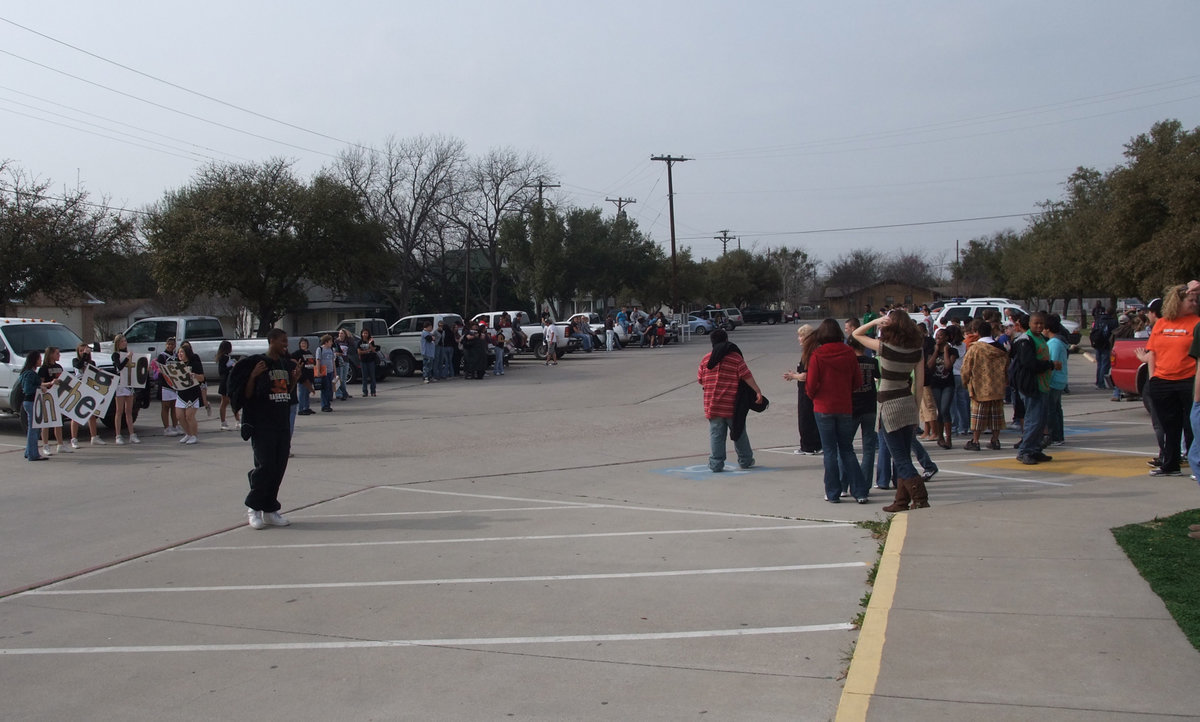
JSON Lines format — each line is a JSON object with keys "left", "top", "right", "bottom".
{"left": 878, "top": 309, "right": 922, "bottom": 348}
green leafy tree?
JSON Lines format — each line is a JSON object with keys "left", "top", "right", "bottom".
{"left": 143, "top": 159, "right": 386, "bottom": 336}
{"left": 955, "top": 231, "right": 1014, "bottom": 297}
{"left": 0, "top": 164, "right": 135, "bottom": 314}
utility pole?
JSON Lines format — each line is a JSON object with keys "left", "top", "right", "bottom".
{"left": 650, "top": 154, "right": 691, "bottom": 312}
{"left": 714, "top": 229, "right": 737, "bottom": 256}
{"left": 535, "top": 179, "right": 560, "bottom": 207}
{"left": 605, "top": 197, "right": 636, "bottom": 218}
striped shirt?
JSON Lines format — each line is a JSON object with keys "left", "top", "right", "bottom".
{"left": 877, "top": 342, "right": 922, "bottom": 432}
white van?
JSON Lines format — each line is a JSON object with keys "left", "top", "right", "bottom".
{"left": 0, "top": 317, "right": 84, "bottom": 414}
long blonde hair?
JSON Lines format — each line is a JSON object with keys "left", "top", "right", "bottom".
{"left": 1160, "top": 284, "right": 1190, "bottom": 321}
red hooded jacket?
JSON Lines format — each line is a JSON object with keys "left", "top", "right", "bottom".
{"left": 805, "top": 342, "right": 863, "bottom": 415}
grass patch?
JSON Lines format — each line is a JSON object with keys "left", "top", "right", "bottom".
{"left": 850, "top": 517, "right": 893, "bottom": 628}
{"left": 1112, "top": 508, "right": 1200, "bottom": 652}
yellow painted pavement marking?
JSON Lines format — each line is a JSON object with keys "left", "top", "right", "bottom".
{"left": 836, "top": 512, "right": 908, "bottom": 721}
{"left": 969, "top": 449, "right": 1151, "bottom": 478}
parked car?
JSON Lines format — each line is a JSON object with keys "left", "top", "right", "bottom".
{"left": 686, "top": 313, "right": 714, "bottom": 335}
{"left": 101, "top": 316, "right": 269, "bottom": 360}
{"left": 1109, "top": 337, "right": 1148, "bottom": 402}
{"left": 933, "top": 298, "right": 1081, "bottom": 345}
{"left": 2, "top": 317, "right": 144, "bottom": 429}
{"left": 298, "top": 332, "right": 392, "bottom": 385}
{"left": 696, "top": 308, "right": 738, "bottom": 331}
{"left": 469, "top": 311, "right": 581, "bottom": 360}
{"left": 739, "top": 305, "right": 783, "bottom": 324}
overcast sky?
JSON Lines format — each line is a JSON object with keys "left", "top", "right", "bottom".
{"left": 3, "top": 1, "right": 1198, "bottom": 271}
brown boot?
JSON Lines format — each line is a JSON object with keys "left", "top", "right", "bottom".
{"left": 907, "top": 476, "right": 931, "bottom": 509}
{"left": 882, "top": 477, "right": 911, "bottom": 512}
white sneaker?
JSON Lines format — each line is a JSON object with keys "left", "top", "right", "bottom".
{"left": 220, "top": 422, "right": 230, "bottom": 431}
{"left": 41, "top": 445, "right": 54, "bottom": 456}
{"left": 164, "top": 427, "right": 181, "bottom": 437}
{"left": 114, "top": 436, "right": 126, "bottom": 445}
{"left": 70, "top": 438, "right": 80, "bottom": 450}
{"left": 58, "top": 443, "right": 73, "bottom": 454}
{"left": 91, "top": 436, "right": 107, "bottom": 446}
{"left": 129, "top": 434, "right": 141, "bottom": 444}
{"left": 179, "top": 434, "right": 190, "bottom": 443}
{"left": 184, "top": 435, "right": 198, "bottom": 445}
{"left": 247, "top": 509, "right": 266, "bottom": 530}
{"left": 264, "top": 511, "right": 290, "bottom": 527}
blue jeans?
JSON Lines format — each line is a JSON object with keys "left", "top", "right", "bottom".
{"left": 298, "top": 383, "right": 311, "bottom": 412}
{"left": 952, "top": 375, "right": 970, "bottom": 433}
{"left": 1096, "top": 350, "right": 1112, "bottom": 388}
{"left": 436, "top": 346, "right": 454, "bottom": 379}
{"left": 931, "top": 385, "right": 955, "bottom": 424}
{"left": 875, "top": 428, "right": 935, "bottom": 487}
{"left": 850, "top": 411, "right": 877, "bottom": 491}
{"left": 321, "top": 372, "right": 334, "bottom": 410}
{"left": 708, "top": 417, "right": 754, "bottom": 472}
{"left": 1046, "top": 388, "right": 1065, "bottom": 443}
{"left": 880, "top": 425, "right": 919, "bottom": 481}
{"left": 23, "top": 400, "right": 40, "bottom": 460}
{"left": 1018, "top": 392, "right": 1047, "bottom": 456}
{"left": 337, "top": 362, "right": 352, "bottom": 399}
{"left": 361, "top": 360, "right": 377, "bottom": 395}
{"left": 422, "top": 354, "right": 435, "bottom": 381}
{"left": 494, "top": 349, "right": 505, "bottom": 375}
{"left": 1189, "top": 402, "right": 1200, "bottom": 480}
{"left": 816, "top": 412, "right": 867, "bottom": 500}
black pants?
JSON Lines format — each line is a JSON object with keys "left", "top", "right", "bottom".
{"left": 245, "top": 426, "right": 290, "bottom": 512}
{"left": 1145, "top": 376, "right": 1195, "bottom": 472}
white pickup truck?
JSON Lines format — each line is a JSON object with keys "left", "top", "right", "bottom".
{"left": 469, "top": 311, "right": 581, "bottom": 360}
{"left": 332, "top": 314, "right": 464, "bottom": 377}
{"left": 101, "top": 316, "right": 268, "bottom": 362}
{"left": 1, "top": 316, "right": 142, "bottom": 427}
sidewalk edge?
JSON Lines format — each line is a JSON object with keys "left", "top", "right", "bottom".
{"left": 835, "top": 512, "right": 908, "bottom": 722}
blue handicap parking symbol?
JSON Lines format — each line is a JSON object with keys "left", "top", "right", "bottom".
{"left": 653, "top": 464, "right": 771, "bottom": 481}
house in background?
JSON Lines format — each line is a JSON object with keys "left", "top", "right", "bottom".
{"left": 5, "top": 293, "right": 105, "bottom": 343}
{"left": 276, "top": 285, "right": 393, "bottom": 337}
{"left": 824, "top": 280, "right": 938, "bottom": 319}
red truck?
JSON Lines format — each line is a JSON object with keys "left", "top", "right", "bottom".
{"left": 1110, "top": 337, "right": 1148, "bottom": 399}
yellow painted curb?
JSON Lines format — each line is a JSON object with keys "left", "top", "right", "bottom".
{"left": 835, "top": 512, "right": 908, "bottom": 722}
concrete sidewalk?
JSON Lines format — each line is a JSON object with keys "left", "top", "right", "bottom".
{"left": 840, "top": 467, "right": 1200, "bottom": 720}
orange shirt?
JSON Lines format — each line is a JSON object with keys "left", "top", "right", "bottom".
{"left": 1147, "top": 315, "right": 1200, "bottom": 380}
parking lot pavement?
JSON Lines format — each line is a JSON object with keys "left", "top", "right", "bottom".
{"left": 0, "top": 326, "right": 878, "bottom": 720}
{"left": 2, "top": 327, "right": 1187, "bottom": 719}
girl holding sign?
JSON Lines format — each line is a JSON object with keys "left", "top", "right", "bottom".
{"left": 19, "top": 351, "right": 47, "bottom": 461}
{"left": 111, "top": 334, "right": 141, "bottom": 445}
{"left": 38, "top": 347, "right": 70, "bottom": 455}
{"left": 174, "top": 342, "right": 205, "bottom": 444}
{"left": 69, "top": 343, "right": 105, "bottom": 448}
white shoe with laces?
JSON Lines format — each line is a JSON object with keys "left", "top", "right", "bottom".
{"left": 70, "top": 438, "right": 80, "bottom": 450}
{"left": 129, "top": 434, "right": 141, "bottom": 444}
{"left": 179, "top": 434, "right": 190, "bottom": 444}
{"left": 114, "top": 436, "right": 126, "bottom": 445}
{"left": 184, "top": 435, "right": 198, "bottom": 445}
{"left": 247, "top": 509, "right": 266, "bottom": 530}
{"left": 264, "top": 511, "right": 290, "bottom": 527}
{"left": 57, "top": 443, "right": 73, "bottom": 454}
{"left": 91, "top": 436, "right": 107, "bottom": 445}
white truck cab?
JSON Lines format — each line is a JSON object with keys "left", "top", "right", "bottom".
{"left": 1, "top": 317, "right": 84, "bottom": 414}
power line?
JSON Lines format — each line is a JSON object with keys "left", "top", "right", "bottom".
{"left": 0, "top": 83, "right": 248, "bottom": 160}
{"left": 0, "top": 48, "right": 336, "bottom": 157}
{"left": 0, "top": 15, "right": 357, "bottom": 149}
{"left": 676, "top": 211, "right": 1036, "bottom": 241}
{"left": 0, "top": 105, "right": 206, "bottom": 163}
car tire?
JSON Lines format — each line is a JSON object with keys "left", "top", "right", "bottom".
{"left": 390, "top": 351, "right": 416, "bottom": 377}
{"left": 767, "top": 317, "right": 777, "bottom": 325}
{"left": 696, "top": 326, "right": 709, "bottom": 335}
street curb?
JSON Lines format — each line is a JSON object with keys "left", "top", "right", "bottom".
{"left": 835, "top": 512, "right": 909, "bottom": 722}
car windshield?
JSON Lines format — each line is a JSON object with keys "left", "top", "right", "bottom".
{"left": 3, "top": 323, "right": 84, "bottom": 355}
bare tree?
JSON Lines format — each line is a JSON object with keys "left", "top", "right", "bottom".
{"left": 333, "top": 135, "right": 467, "bottom": 315}
{"left": 458, "top": 148, "right": 551, "bottom": 310}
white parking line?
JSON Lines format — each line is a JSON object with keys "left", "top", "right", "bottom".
{"left": 382, "top": 486, "right": 812, "bottom": 521}
{"left": 933, "top": 468, "right": 1073, "bottom": 487}
{"left": 184, "top": 523, "right": 853, "bottom": 551}
{"left": 0, "top": 623, "right": 856, "bottom": 656}
{"left": 301, "top": 505, "right": 590, "bottom": 519}
{"left": 30, "top": 562, "right": 867, "bottom": 595}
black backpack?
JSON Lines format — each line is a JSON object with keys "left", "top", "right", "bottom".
{"left": 1089, "top": 317, "right": 1112, "bottom": 350}
{"left": 225, "top": 355, "right": 263, "bottom": 414}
